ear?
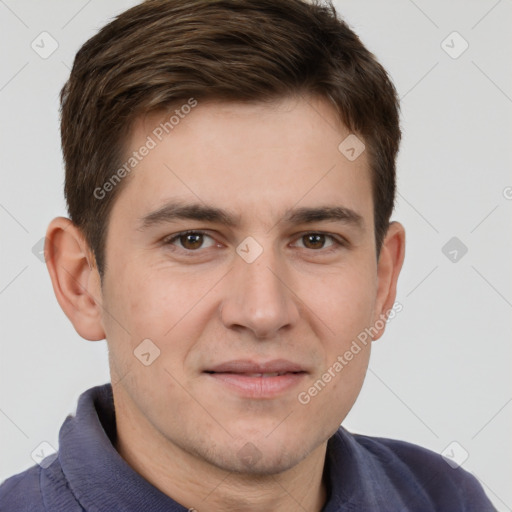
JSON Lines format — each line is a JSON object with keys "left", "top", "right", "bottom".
{"left": 45, "top": 217, "right": 106, "bottom": 341}
{"left": 371, "top": 221, "right": 406, "bottom": 341}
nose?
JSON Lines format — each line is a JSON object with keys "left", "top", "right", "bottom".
{"left": 219, "top": 246, "right": 301, "bottom": 339}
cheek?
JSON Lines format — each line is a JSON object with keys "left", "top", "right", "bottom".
{"left": 102, "top": 267, "right": 202, "bottom": 409}
{"left": 314, "top": 260, "right": 377, "bottom": 339}
{"left": 305, "top": 259, "right": 376, "bottom": 402}
{"left": 99, "top": 263, "right": 177, "bottom": 370}
{"left": 106, "top": 266, "right": 218, "bottom": 363}
{"left": 111, "top": 264, "right": 193, "bottom": 337}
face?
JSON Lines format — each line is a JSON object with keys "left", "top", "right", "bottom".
{"left": 99, "top": 96, "right": 385, "bottom": 474}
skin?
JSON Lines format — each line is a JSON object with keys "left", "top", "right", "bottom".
{"left": 46, "top": 95, "right": 405, "bottom": 512}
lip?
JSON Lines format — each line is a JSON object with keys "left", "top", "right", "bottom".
{"left": 206, "top": 359, "right": 306, "bottom": 374}
{"left": 204, "top": 359, "right": 307, "bottom": 399}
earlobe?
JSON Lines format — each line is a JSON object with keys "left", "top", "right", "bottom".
{"left": 45, "top": 217, "right": 106, "bottom": 341}
{"left": 371, "top": 221, "right": 406, "bottom": 341}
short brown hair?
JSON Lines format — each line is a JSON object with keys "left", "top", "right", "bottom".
{"left": 60, "top": 0, "right": 401, "bottom": 277}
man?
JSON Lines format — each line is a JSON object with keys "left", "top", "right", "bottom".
{"left": 0, "top": 0, "right": 496, "bottom": 510}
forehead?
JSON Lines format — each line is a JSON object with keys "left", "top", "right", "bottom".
{"left": 113, "top": 96, "right": 373, "bottom": 227}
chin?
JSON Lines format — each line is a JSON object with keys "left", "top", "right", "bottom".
{"left": 190, "top": 435, "right": 320, "bottom": 476}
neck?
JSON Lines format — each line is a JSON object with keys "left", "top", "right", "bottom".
{"left": 113, "top": 389, "right": 328, "bottom": 512}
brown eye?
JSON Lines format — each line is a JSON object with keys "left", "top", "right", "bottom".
{"left": 179, "top": 233, "right": 204, "bottom": 250}
{"left": 293, "top": 232, "right": 342, "bottom": 252}
{"left": 165, "top": 231, "right": 216, "bottom": 251}
{"left": 302, "top": 233, "right": 327, "bottom": 249}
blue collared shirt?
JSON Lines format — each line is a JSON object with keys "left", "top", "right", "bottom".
{"left": 0, "top": 384, "right": 496, "bottom": 511}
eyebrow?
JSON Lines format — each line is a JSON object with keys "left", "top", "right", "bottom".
{"left": 139, "top": 202, "right": 240, "bottom": 229}
{"left": 138, "top": 201, "right": 364, "bottom": 230}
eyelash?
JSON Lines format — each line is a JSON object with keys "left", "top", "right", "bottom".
{"left": 162, "top": 230, "right": 346, "bottom": 254}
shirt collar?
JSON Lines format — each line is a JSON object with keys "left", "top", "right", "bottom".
{"left": 58, "top": 383, "right": 187, "bottom": 511}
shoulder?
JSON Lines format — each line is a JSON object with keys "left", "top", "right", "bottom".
{"left": 0, "top": 464, "right": 46, "bottom": 512}
{"left": 344, "top": 430, "right": 496, "bottom": 511}
{"left": 0, "top": 456, "right": 83, "bottom": 512}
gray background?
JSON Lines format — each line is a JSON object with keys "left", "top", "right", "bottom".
{"left": 1, "top": 1, "right": 511, "bottom": 509}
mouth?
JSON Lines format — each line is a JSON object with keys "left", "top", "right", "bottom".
{"left": 216, "top": 372, "right": 293, "bottom": 377}
{"left": 204, "top": 359, "right": 307, "bottom": 398}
